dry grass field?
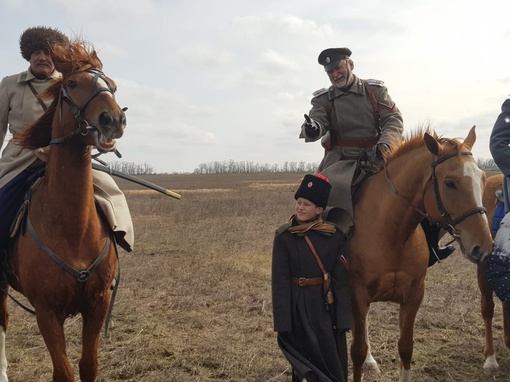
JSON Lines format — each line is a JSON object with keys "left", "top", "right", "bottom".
{"left": 3, "top": 172, "right": 510, "bottom": 381}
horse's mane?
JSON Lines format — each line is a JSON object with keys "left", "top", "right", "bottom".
{"left": 15, "top": 39, "right": 102, "bottom": 150}
{"left": 384, "top": 125, "right": 466, "bottom": 163}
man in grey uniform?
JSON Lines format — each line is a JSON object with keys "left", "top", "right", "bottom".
{"left": 300, "top": 47, "right": 453, "bottom": 265}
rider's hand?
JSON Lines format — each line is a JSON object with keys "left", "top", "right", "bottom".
{"left": 375, "top": 143, "right": 390, "bottom": 160}
{"left": 303, "top": 114, "right": 320, "bottom": 137}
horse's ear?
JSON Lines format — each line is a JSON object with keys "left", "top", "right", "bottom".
{"left": 91, "top": 50, "right": 103, "bottom": 70}
{"left": 424, "top": 132, "right": 440, "bottom": 156}
{"left": 463, "top": 125, "right": 476, "bottom": 150}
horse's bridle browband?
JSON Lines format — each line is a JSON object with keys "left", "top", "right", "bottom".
{"left": 50, "top": 67, "right": 116, "bottom": 145}
{"left": 384, "top": 151, "right": 487, "bottom": 239}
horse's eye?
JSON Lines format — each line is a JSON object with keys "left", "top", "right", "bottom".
{"left": 67, "top": 80, "right": 77, "bottom": 89}
{"left": 445, "top": 180, "right": 456, "bottom": 189}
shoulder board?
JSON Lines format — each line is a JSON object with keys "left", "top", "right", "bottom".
{"left": 312, "top": 88, "right": 328, "bottom": 97}
{"left": 365, "top": 79, "right": 385, "bottom": 87}
{"left": 275, "top": 223, "right": 290, "bottom": 236}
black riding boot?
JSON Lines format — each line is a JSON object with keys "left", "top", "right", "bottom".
{"left": 421, "top": 220, "right": 455, "bottom": 267}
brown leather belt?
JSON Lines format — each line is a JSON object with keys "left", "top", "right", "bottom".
{"left": 291, "top": 277, "right": 324, "bottom": 286}
{"left": 334, "top": 137, "right": 378, "bottom": 148}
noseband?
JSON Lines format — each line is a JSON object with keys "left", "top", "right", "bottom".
{"left": 384, "top": 151, "right": 487, "bottom": 239}
{"left": 50, "top": 67, "right": 116, "bottom": 145}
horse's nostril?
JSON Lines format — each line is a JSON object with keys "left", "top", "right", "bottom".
{"left": 99, "top": 112, "right": 113, "bottom": 127}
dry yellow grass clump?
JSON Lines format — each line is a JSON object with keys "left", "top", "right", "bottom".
{"left": 3, "top": 172, "right": 510, "bottom": 381}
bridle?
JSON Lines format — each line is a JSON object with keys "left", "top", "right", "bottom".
{"left": 384, "top": 150, "right": 487, "bottom": 240}
{"left": 50, "top": 67, "right": 119, "bottom": 145}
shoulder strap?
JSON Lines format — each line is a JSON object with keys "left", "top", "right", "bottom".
{"left": 27, "top": 82, "right": 48, "bottom": 112}
{"left": 362, "top": 80, "right": 381, "bottom": 135}
{"left": 275, "top": 223, "right": 290, "bottom": 236}
{"left": 304, "top": 235, "right": 333, "bottom": 304}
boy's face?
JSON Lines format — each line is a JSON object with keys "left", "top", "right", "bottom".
{"left": 295, "top": 197, "right": 323, "bottom": 222}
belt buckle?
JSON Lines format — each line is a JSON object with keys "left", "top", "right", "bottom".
{"left": 298, "top": 277, "right": 306, "bottom": 286}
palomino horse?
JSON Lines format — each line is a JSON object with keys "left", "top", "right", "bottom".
{"left": 479, "top": 173, "right": 510, "bottom": 375}
{"left": 348, "top": 126, "right": 493, "bottom": 382}
{"left": 0, "top": 40, "right": 126, "bottom": 381}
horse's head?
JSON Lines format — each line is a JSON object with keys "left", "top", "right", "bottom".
{"left": 52, "top": 40, "right": 126, "bottom": 153}
{"left": 16, "top": 39, "right": 126, "bottom": 153}
{"left": 423, "top": 126, "right": 493, "bottom": 263}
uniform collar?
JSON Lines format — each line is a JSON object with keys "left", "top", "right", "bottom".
{"left": 18, "top": 68, "right": 62, "bottom": 84}
{"left": 328, "top": 75, "right": 364, "bottom": 100}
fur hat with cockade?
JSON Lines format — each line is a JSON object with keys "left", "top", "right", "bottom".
{"left": 19, "top": 26, "right": 69, "bottom": 61}
{"left": 294, "top": 173, "right": 331, "bottom": 209}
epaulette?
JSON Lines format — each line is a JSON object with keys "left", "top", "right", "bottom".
{"left": 365, "top": 79, "right": 385, "bottom": 87}
{"left": 275, "top": 223, "right": 290, "bottom": 236}
{"left": 312, "top": 88, "right": 328, "bottom": 97}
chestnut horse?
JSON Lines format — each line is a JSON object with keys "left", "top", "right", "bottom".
{"left": 0, "top": 40, "right": 126, "bottom": 381}
{"left": 348, "top": 127, "right": 493, "bottom": 382}
{"left": 479, "top": 173, "right": 510, "bottom": 375}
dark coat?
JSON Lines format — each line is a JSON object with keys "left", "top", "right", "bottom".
{"left": 487, "top": 98, "right": 510, "bottom": 311}
{"left": 272, "top": 226, "right": 351, "bottom": 382}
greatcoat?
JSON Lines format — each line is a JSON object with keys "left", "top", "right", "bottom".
{"left": 272, "top": 220, "right": 351, "bottom": 382}
{"left": 300, "top": 75, "right": 404, "bottom": 232}
{"left": 0, "top": 68, "right": 133, "bottom": 251}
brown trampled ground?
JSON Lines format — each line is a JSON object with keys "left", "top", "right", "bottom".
{"left": 4, "top": 172, "right": 510, "bottom": 381}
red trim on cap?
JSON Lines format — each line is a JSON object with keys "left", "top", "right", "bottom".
{"left": 313, "top": 173, "right": 330, "bottom": 183}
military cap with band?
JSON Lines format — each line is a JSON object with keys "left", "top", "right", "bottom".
{"left": 19, "top": 26, "right": 68, "bottom": 61}
{"left": 318, "top": 47, "right": 352, "bottom": 72}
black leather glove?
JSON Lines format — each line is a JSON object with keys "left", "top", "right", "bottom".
{"left": 375, "top": 143, "right": 389, "bottom": 160}
{"left": 303, "top": 114, "right": 320, "bottom": 137}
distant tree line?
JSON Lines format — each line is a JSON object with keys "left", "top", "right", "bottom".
{"left": 106, "top": 158, "right": 498, "bottom": 175}
{"left": 192, "top": 160, "right": 320, "bottom": 174}
{"left": 107, "top": 161, "right": 155, "bottom": 175}
{"left": 192, "top": 158, "right": 498, "bottom": 175}
{"left": 477, "top": 158, "right": 496, "bottom": 169}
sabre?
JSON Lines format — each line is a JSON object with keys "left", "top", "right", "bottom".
{"left": 92, "top": 162, "right": 181, "bottom": 200}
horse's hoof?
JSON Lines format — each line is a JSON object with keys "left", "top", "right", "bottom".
{"left": 483, "top": 355, "right": 499, "bottom": 376}
{"left": 363, "top": 360, "right": 381, "bottom": 375}
{"left": 483, "top": 366, "right": 499, "bottom": 377}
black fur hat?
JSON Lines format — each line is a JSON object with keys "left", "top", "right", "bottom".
{"left": 294, "top": 174, "right": 331, "bottom": 208}
{"left": 19, "top": 26, "right": 68, "bottom": 61}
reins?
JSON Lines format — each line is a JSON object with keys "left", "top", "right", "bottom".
{"left": 384, "top": 150, "right": 487, "bottom": 239}
{"left": 50, "top": 67, "right": 116, "bottom": 145}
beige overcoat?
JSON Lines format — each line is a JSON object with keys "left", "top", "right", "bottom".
{"left": 0, "top": 69, "right": 134, "bottom": 251}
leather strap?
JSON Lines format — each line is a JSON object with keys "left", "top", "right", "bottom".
{"left": 334, "top": 137, "right": 378, "bottom": 148}
{"left": 304, "top": 235, "right": 331, "bottom": 294}
{"left": 362, "top": 80, "right": 381, "bottom": 133}
{"left": 291, "top": 277, "right": 323, "bottom": 286}
{"left": 27, "top": 81, "right": 48, "bottom": 111}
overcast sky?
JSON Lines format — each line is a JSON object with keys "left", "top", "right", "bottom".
{"left": 1, "top": 0, "right": 509, "bottom": 173}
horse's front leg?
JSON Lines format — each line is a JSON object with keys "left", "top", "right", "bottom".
{"left": 351, "top": 288, "right": 371, "bottom": 382}
{"left": 79, "top": 288, "right": 111, "bottom": 382}
{"left": 0, "top": 280, "right": 9, "bottom": 382}
{"left": 35, "top": 308, "right": 74, "bottom": 382}
{"left": 363, "top": 307, "right": 380, "bottom": 374}
{"left": 477, "top": 263, "right": 499, "bottom": 375}
{"left": 397, "top": 284, "right": 424, "bottom": 382}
